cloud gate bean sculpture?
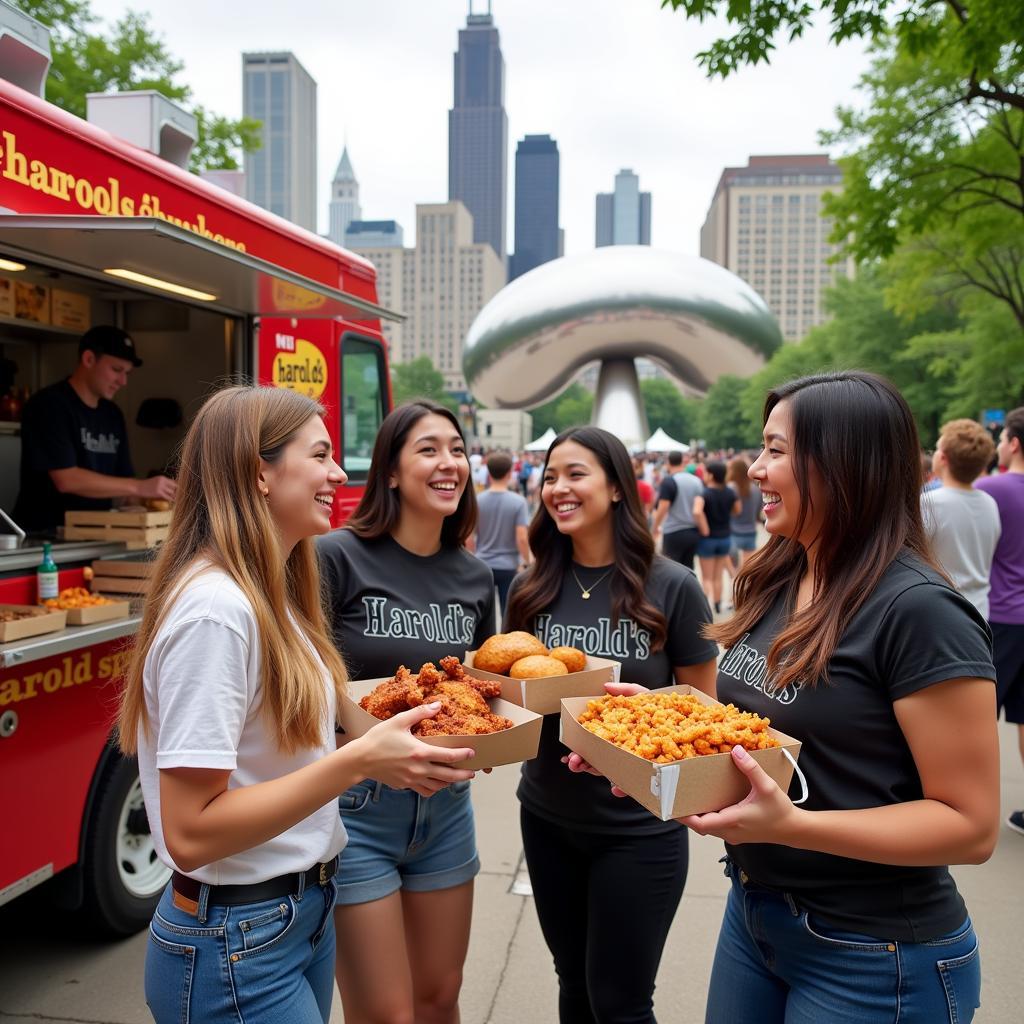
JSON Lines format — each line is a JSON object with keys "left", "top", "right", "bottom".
{"left": 462, "top": 246, "right": 782, "bottom": 450}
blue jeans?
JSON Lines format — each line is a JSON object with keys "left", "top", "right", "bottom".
{"left": 145, "top": 873, "right": 338, "bottom": 1023}
{"left": 705, "top": 862, "right": 981, "bottom": 1023}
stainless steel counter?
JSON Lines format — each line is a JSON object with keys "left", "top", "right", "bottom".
{"left": 0, "top": 540, "right": 129, "bottom": 574}
{"left": 1, "top": 614, "right": 142, "bottom": 668}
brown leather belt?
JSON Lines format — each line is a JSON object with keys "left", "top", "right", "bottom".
{"left": 171, "top": 856, "right": 339, "bottom": 907}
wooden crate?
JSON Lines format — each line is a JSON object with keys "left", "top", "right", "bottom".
{"left": 65, "top": 510, "right": 170, "bottom": 550}
{"left": 90, "top": 558, "right": 155, "bottom": 596}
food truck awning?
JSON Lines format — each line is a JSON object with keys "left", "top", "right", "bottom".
{"left": 0, "top": 215, "right": 404, "bottom": 322}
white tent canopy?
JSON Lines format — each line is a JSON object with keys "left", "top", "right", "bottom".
{"left": 645, "top": 427, "right": 690, "bottom": 453}
{"left": 525, "top": 427, "right": 557, "bottom": 452}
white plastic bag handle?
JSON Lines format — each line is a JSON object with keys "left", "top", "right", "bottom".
{"left": 783, "top": 748, "right": 809, "bottom": 805}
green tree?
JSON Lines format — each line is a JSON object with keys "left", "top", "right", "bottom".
{"left": 822, "top": 43, "right": 1024, "bottom": 321}
{"left": 16, "top": 0, "right": 260, "bottom": 172}
{"left": 390, "top": 356, "right": 458, "bottom": 414}
{"left": 659, "top": 0, "right": 1024, "bottom": 114}
{"left": 528, "top": 382, "right": 594, "bottom": 436}
{"left": 699, "top": 375, "right": 760, "bottom": 450}
{"left": 640, "top": 378, "right": 700, "bottom": 443}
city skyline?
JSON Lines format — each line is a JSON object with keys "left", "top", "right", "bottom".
{"left": 88, "top": 0, "right": 870, "bottom": 258}
{"left": 511, "top": 134, "right": 560, "bottom": 280}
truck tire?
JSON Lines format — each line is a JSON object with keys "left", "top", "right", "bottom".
{"left": 80, "top": 752, "right": 171, "bottom": 936}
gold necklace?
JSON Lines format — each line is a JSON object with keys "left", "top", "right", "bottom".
{"left": 571, "top": 566, "right": 613, "bottom": 600}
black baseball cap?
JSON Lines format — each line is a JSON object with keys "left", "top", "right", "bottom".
{"left": 79, "top": 325, "right": 143, "bottom": 368}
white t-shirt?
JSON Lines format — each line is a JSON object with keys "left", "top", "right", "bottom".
{"left": 921, "top": 486, "right": 1002, "bottom": 618}
{"left": 137, "top": 566, "right": 347, "bottom": 884}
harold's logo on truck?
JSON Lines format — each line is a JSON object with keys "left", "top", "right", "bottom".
{"left": 0, "top": 648, "right": 130, "bottom": 707}
{"left": 0, "top": 128, "right": 246, "bottom": 251}
{"left": 271, "top": 338, "right": 328, "bottom": 400}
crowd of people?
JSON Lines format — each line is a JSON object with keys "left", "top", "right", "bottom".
{"left": 117, "top": 375, "right": 1022, "bottom": 1024}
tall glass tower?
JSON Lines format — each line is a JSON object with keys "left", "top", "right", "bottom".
{"left": 595, "top": 169, "right": 651, "bottom": 247}
{"left": 448, "top": 4, "right": 508, "bottom": 263}
{"left": 242, "top": 52, "right": 317, "bottom": 231}
{"left": 511, "top": 134, "right": 560, "bottom": 280}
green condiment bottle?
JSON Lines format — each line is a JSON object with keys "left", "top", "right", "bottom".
{"left": 37, "top": 542, "right": 59, "bottom": 603}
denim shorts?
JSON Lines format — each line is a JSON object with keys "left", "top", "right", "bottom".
{"left": 731, "top": 532, "right": 757, "bottom": 552}
{"left": 145, "top": 872, "right": 338, "bottom": 1024}
{"left": 698, "top": 536, "right": 732, "bottom": 558}
{"left": 705, "top": 862, "right": 981, "bottom": 1023}
{"left": 334, "top": 779, "right": 480, "bottom": 905}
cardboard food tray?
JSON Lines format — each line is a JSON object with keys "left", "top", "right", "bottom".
{"left": 65, "top": 510, "right": 172, "bottom": 528}
{"left": 464, "top": 650, "right": 621, "bottom": 715}
{"left": 62, "top": 599, "right": 132, "bottom": 625}
{"left": 339, "top": 677, "right": 543, "bottom": 770}
{"left": 0, "top": 605, "right": 68, "bottom": 642}
{"left": 560, "top": 685, "right": 802, "bottom": 820}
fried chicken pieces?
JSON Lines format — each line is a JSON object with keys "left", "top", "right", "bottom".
{"left": 579, "top": 692, "right": 780, "bottom": 764}
{"left": 359, "top": 656, "right": 513, "bottom": 737}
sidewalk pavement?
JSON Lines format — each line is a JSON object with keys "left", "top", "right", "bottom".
{"left": 1, "top": 724, "right": 1021, "bottom": 1023}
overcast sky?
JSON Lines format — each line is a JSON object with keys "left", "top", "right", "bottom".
{"left": 88, "top": 0, "right": 871, "bottom": 256}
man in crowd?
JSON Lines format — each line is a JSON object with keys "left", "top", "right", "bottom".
{"left": 652, "top": 450, "right": 703, "bottom": 570}
{"left": 921, "top": 419, "right": 1000, "bottom": 616}
{"left": 976, "top": 407, "right": 1024, "bottom": 836}
{"left": 471, "top": 451, "right": 531, "bottom": 613}
{"left": 14, "top": 325, "right": 177, "bottom": 534}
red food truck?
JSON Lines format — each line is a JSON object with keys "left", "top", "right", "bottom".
{"left": 0, "top": 65, "right": 397, "bottom": 934}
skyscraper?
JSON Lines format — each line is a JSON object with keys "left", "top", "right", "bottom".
{"left": 242, "top": 52, "right": 317, "bottom": 231}
{"left": 350, "top": 202, "right": 506, "bottom": 393}
{"left": 511, "top": 134, "right": 560, "bottom": 280}
{"left": 448, "top": 4, "right": 508, "bottom": 263}
{"left": 700, "top": 154, "right": 855, "bottom": 341}
{"left": 327, "top": 146, "right": 360, "bottom": 246}
{"left": 595, "top": 169, "right": 651, "bottom": 247}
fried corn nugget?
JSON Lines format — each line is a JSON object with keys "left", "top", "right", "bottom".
{"left": 578, "top": 692, "right": 779, "bottom": 764}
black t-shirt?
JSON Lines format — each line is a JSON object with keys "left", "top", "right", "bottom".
{"left": 510, "top": 557, "right": 718, "bottom": 834}
{"left": 701, "top": 485, "right": 736, "bottom": 538}
{"left": 14, "top": 379, "right": 134, "bottom": 533}
{"left": 317, "top": 529, "right": 495, "bottom": 680}
{"left": 718, "top": 552, "right": 996, "bottom": 942}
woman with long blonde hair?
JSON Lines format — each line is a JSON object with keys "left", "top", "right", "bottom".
{"left": 118, "top": 386, "right": 476, "bottom": 1024}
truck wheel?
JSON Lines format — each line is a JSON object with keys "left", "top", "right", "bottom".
{"left": 80, "top": 753, "right": 171, "bottom": 936}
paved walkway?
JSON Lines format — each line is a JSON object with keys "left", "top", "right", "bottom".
{"left": 1, "top": 724, "right": 1021, "bottom": 1023}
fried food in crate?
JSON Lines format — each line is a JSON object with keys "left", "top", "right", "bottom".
{"left": 474, "top": 631, "right": 548, "bottom": 673}
{"left": 44, "top": 587, "right": 118, "bottom": 610}
{"left": 579, "top": 692, "right": 780, "bottom": 764}
{"left": 548, "top": 646, "right": 586, "bottom": 673}
{"left": 509, "top": 654, "right": 569, "bottom": 679}
{"left": 359, "top": 658, "right": 512, "bottom": 736}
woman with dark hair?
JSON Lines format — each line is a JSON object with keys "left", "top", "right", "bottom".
{"left": 505, "top": 426, "right": 718, "bottom": 1024}
{"left": 317, "top": 400, "right": 495, "bottom": 1024}
{"left": 695, "top": 458, "right": 740, "bottom": 613}
{"left": 675, "top": 371, "right": 999, "bottom": 1023}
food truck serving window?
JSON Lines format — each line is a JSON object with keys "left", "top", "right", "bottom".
{"left": 341, "top": 335, "right": 386, "bottom": 481}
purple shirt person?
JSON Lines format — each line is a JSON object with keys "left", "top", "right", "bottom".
{"left": 975, "top": 406, "right": 1024, "bottom": 838}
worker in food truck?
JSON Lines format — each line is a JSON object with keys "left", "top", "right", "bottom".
{"left": 12, "top": 325, "right": 177, "bottom": 535}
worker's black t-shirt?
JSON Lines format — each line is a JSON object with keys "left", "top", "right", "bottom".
{"left": 14, "top": 380, "right": 134, "bottom": 533}
{"left": 719, "top": 552, "right": 996, "bottom": 942}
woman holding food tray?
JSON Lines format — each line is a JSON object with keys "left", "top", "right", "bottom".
{"left": 117, "top": 387, "right": 476, "bottom": 1024}
{"left": 572, "top": 372, "right": 1000, "bottom": 1024}
{"left": 317, "top": 400, "right": 495, "bottom": 1024}
{"left": 504, "top": 425, "right": 718, "bottom": 1024}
